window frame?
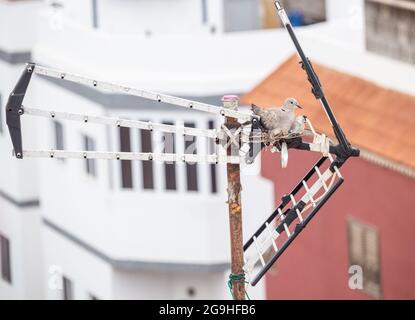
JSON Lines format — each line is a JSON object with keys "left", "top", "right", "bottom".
{"left": 62, "top": 275, "right": 73, "bottom": 300}
{"left": 92, "top": 0, "right": 99, "bottom": 29}
{"left": 347, "top": 217, "right": 382, "bottom": 299}
{"left": 184, "top": 122, "right": 198, "bottom": 192}
{"left": 208, "top": 120, "right": 218, "bottom": 194}
{"left": 0, "top": 93, "right": 3, "bottom": 134}
{"left": 83, "top": 134, "right": 97, "bottom": 177}
{"left": 119, "top": 127, "right": 133, "bottom": 189}
{"left": 53, "top": 121, "right": 65, "bottom": 162}
{"left": 0, "top": 234, "right": 12, "bottom": 284}
{"left": 139, "top": 124, "right": 154, "bottom": 190}
{"left": 162, "top": 121, "right": 177, "bottom": 191}
{"left": 201, "top": 0, "right": 208, "bottom": 25}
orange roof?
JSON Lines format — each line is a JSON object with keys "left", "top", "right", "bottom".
{"left": 241, "top": 55, "right": 415, "bottom": 171}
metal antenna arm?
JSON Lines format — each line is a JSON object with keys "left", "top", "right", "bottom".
{"left": 274, "top": 1, "right": 359, "bottom": 165}
{"left": 5, "top": 63, "right": 35, "bottom": 158}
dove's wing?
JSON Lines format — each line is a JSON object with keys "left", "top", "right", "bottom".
{"left": 251, "top": 104, "right": 267, "bottom": 118}
{"left": 251, "top": 104, "right": 281, "bottom": 130}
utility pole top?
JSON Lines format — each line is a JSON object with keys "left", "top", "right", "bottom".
{"left": 223, "top": 95, "right": 246, "bottom": 300}
{"left": 222, "top": 95, "right": 239, "bottom": 101}
{"left": 222, "top": 95, "right": 240, "bottom": 110}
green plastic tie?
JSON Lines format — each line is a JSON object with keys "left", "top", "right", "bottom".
{"left": 228, "top": 273, "right": 250, "bottom": 300}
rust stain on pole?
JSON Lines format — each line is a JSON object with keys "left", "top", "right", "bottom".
{"left": 223, "top": 95, "right": 245, "bottom": 300}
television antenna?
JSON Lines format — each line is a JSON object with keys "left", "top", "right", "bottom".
{"left": 5, "top": 1, "right": 359, "bottom": 299}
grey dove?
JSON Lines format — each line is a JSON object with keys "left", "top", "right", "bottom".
{"left": 290, "top": 115, "right": 307, "bottom": 134}
{"left": 251, "top": 98, "right": 303, "bottom": 138}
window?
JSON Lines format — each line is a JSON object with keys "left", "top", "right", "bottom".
{"left": 119, "top": 127, "right": 133, "bottom": 188}
{"left": 89, "top": 293, "right": 99, "bottom": 300}
{"left": 62, "top": 276, "right": 73, "bottom": 300}
{"left": 208, "top": 120, "right": 217, "bottom": 193}
{"left": 83, "top": 135, "right": 97, "bottom": 177}
{"left": 0, "top": 234, "right": 12, "bottom": 284}
{"left": 348, "top": 218, "right": 381, "bottom": 298}
{"left": 163, "top": 121, "right": 177, "bottom": 190}
{"left": 0, "top": 93, "right": 3, "bottom": 134}
{"left": 140, "top": 124, "right": 154, "bottom": 190}
{"left": 187, "top": 287, "right": 196, "bottom": 298}
{"left": 53, "top": 121, "right": 64, "bottom": 161}
{"left": 92, "top": 0, "right": 99, "bottom": 29}
{"left": 184, "top": 122, "right": 198, "bottom": 191}
{"left": 201, "top": 0, "right": 208, "bottom": 24}
{"left": 260, "top": 0, "right": 280, "bottom": 29}
{"left": 54, "top": 121, "right": 64, "bottom": 150}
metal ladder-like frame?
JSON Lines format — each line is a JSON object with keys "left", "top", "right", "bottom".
{"left": 243, "top": 155, "right": 343, "bottom": 286}
{"left": 5, "top": 63, "right": 258, "bottom": 164}
{"left": 242, "top": 1, "right": 360, "bottom": 286}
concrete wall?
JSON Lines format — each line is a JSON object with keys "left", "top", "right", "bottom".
{"left": 34, "top": 7, "right": 294, "bottom": 96}
{"left": 0, "top": 200, "right": 44, "bottom": 299}
{"left": 30, "top": 1, "right": 276, "bottom": 298}
{"left": 47, "top": 0, "right": 262, "bottom": 35}
{"left": 365, "top": 0, "right": 415, "bottom": 64}
{"left": 32, "top": 76, "right": 272, "bottom": 299}
{"left": 0, "top": 0, "right": 44, "bottom": 300}
{"left": 326, "top": 0, "right": 364, "bottom": 22}
{"left": 281, "top": 0, "right": 326, "bottom": 24}
{"left": 223, "top": 0, "right": 261, "bottom": 32}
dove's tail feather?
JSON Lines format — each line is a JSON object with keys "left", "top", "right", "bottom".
{"left": 251, "top": 104, "right": 263, "bottom": 116}
{"left": 251, "top": 103, "right": 269, "bottom": 122}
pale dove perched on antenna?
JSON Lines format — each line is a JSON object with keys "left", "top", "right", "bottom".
{"left": 290, "top": 115, "right": 307, "bottom": 134}
{"left": 251, "top": 98, "right": 303, "bottom": 138}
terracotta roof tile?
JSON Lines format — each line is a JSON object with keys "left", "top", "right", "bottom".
{"left": 241, "top": 55, "right": 415, "bottom": 170}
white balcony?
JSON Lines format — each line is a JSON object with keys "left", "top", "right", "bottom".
{"left": 34, "top": 8, "right": 293, "bottom": 97}
{"left": 0, "top": 0, "right": 40, "bottom": 53}
{"left": 30, "top": 77, "right": 274, "bottom": 265}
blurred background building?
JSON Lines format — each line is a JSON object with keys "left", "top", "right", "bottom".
{"left": 0, "top": 0, "right": 414, "bottom": 300}
{"left": 366, "top": 0, "right": 415, "bottom": 64}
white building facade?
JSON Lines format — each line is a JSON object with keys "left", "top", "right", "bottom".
{"left": 0, "top": 0, "right": 44, "bottom": 300}
{"left": 1, "top": 0, "right": 275, "bottom": 300}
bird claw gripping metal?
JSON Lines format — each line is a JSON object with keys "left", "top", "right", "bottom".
{"left": 242, "top": 1, "right": 360, "bottom": 286}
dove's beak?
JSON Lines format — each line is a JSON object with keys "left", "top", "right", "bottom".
{"left": 296, "top": 104, "right": 303, "bottom": 109}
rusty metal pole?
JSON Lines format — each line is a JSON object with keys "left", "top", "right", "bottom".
{"left": 222, "top": 95, "right": 245, "bottom": 300}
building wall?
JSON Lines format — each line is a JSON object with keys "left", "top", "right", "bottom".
{"left": 281, "top": 0, "right": 326, "bottom": 24}
{"left": 223, "top": 0, "right": 261, "bottom": 32}
{"left": 1, "top": 0, "right": 279, "bottom": 300}
{"left": 42, "top": 225, "right": 113, "bottom": 300}
{"left": 365, "top": 0, "right": 415, "bottom": 64}
{"left": 0, "top": 64, "right": 44, "bottom": 300}
{"left": 326, "top": 0, "right": 364, "bottom": 22}
{"left": 259, "top": 0, "right": 281, "bottom": 29}
{"left": 0, "top": 200, "right": 44, "bottom": 300}
{"left": 261, "top": 150, "right": 415, "bottom": 299}
{"left": 0, "top": 0, "right": 44, "bottom": 300}
{"left": 47, "top": 0, "right": 262, "bottom": 35}
{"left": 32, "top": 74, "right": 272, "bottom": 299}
{"left": 97, "top": 0, "right": 214, "bottom": 34}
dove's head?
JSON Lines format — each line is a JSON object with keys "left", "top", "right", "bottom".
{"left": 283, "top": 98, "right": 302, "bottom": 111}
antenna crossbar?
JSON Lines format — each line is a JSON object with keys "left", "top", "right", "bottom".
{"left": 22, "top": 150, "right": 240, "bottom": 164}
{"left": 23, "top": 106, "right": 218, "bottom": 139}
{"left": 33, "top": 65, "right": 256, "bottom": 123}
